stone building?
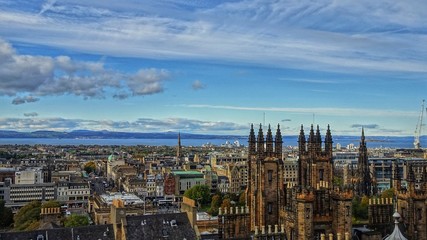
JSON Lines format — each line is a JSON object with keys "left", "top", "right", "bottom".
{"left": 356, "top": 128, "right": 373, "bottom": 196}
{"left": 283, "top": 125, "right": 353, "bottom": 239}
{"left": 394, "top": 160, "right": 427, "bottom": 240}
{"left": 246, "top": 124, "right": 284, "bottom": 231}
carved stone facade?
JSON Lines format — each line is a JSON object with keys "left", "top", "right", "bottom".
{"left": 246, "top": 124, "right": 284, "bottom": 231}
{"left": 357, "top": 128, "right": 374, "bottom": 196}
{"left": 394, "top": 160, "right": 427, "bottom": 240}
{"left": 283, "top": 125, "right": 353, "bottom": 239}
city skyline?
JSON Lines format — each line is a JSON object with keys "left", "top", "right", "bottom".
{"left": 0, "top": 0, "right": 426, "bottom": 136}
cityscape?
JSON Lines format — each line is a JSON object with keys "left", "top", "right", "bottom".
{"left": 1, "top": 1, "right": 427, "bottom": 240}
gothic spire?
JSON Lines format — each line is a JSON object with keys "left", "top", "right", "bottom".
{"left": 325, "top": 124, "right": 333, "bottom": 154}
{"left": 257, "top": 124, "right": 264, "bottom": 156}
{"left": 275, "top": 124, "right": 283, "bottom": 158}
{"left": 298, "top": 125, "right": 306, "bottom": 153}
{"left": 248, "top": 124, "right": 256, "bottom": 156}
{"left": 266, "top": 124, "right": 274, "bottom": 156}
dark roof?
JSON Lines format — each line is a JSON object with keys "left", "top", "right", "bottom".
{"left": 0, "top": 224, "right": 114, "bottom": 240}
{"left": 125, "top": 212, "right": 197, "bottom": 240}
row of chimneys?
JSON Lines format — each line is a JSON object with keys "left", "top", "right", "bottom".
{"left": 320, "top": 233, "right": 351, "bottom": 240}
{"left": 218, "top": 206, "right": 249, "bottom": 215}
{"left": 253, "top": 224, "right": 285, "bottom": 236}
{"left": 369, "top": 198, "right": 393, "bottom": 205}
{"left": 41, "top": 207, "right": 61, "bottom": 214}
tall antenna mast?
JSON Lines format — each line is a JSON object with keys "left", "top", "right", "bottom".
{"left": 263, "top": 112, "right": 266, "bottom": 128}
{"left": 414, "top": 99, "right": 425, "bottom": 149}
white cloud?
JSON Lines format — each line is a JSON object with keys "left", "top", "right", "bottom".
{"left": 192, "top": 80, "right": 205, "bottom": 90}
{"left": 0, "top": 39, "right": 170, "bottom": 102}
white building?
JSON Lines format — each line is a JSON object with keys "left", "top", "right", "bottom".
{"left": 15, "top": 168, "right": 44, "bottom": 184}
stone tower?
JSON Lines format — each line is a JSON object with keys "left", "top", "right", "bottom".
{"left": 395, "top": 161, "right": 427, "bottom": 240}
{"left": 357, "top": 128, "right": 373, "bottom": 196}
{"left": 176, "top": 132, "right": 182, "bottom": 165}
{"left": 284, "top": 125, "right": 353, "bottom": 239}
{"left": 246, "top": 124, "right": 284, "bottom": 231}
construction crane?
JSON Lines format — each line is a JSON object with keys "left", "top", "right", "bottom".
{"left": 414, "top": 99, "right": 426, "bottom": 149}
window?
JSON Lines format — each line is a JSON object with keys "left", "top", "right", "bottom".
{"left": 319, "top": 169, "right": 324, "bottom": 181}
{"left": 268, "top": 170, "right": 273, "bottom": 182}
{"left": 268, "top": 202, "right": 273, "bottom": 214}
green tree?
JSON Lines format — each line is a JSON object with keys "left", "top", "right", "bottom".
{"left": 41, "top": 200, "right": 61, "bottom": 208}
{"left": 238, "top": 192, "right": 246, "bottom": 206}
{"left": 352, "top": 196, "right": 368, "bottom": 222}
{"left": 84, "top": 161, "right": 96, "bottom": 173}
{"left": 380, "top": 188, "right": 394, "bottom": 198}
{"left": 14, "top": 201, "right": 42, "bottom": 231}
{"left": 64, "top": 214, "right": 89, "bottom": 227}
{"left": 208, "top": 194, "right": 222, "bottom": 216}
{"left": 220, "top": 198, "right": 231, "bottom": 209}
{"left": 183, "top": 185, "right": 211, "bottom": 205}
{"left": 0, "top": 200, "right": 13, "bottom": 228}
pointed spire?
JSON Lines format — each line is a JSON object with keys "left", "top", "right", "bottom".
{"left": 176, "top": 132, "right": 182, "bottom": 165}
{"left": 298, "top": 124, "right": 306, "bottom": 152}
{"left": 266, "top": 124, "right": 274, "bottom": 156}
{"left": 257, "top": 124, "right": 264, "bottom": 156}
{"left": 315, "top": 125, "right": 322, "bottom": 151}
{"left": 384, "top": 212, "right": 407, "bottom": 240}
{"left": 325, "top": 124, "right": 333, "bottom": 154}
{"left": 309, "top": 124, "right": 315, "bottom": 143}
{"left": 275, "top": 124, "right": 283, "bottom": 158}
{"left": 248, "top": 124, "right": 256, "bottom": 156}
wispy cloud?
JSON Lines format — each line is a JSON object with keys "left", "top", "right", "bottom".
{"left": 23, "top": 112, "right": 38, "bottom": 117}
{"left": 0, "top": 39, "right": 170, "bottom": 103}
{"left": 0, "top": 117, "right": 247, "bottom": 134}
{"left": 180, "top": 104, "right": 418, "bottom": 117}
{"left": 0, "top": 1, "right": 426, "bottom": 75}
{"left": 351, "top": 124, "right": 379, "bottom": 129}
{"left": 279, "top": 78, "right": 343, "bottom": 84}
{"left": 12, "top": 96, "right": 40, "bottom": 105}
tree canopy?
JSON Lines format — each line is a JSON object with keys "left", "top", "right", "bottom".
{"left": 183, "top": 185, "right": 211, "bottom": 205}
{"left": 0, "top": 200, "right": 13, "bottom": 228}
{"left": 84, "top": 161, "right": 96, "bottom": 173}
{"left": 64, "top": 214, "right": 89, "bottom": 227}
{"left": 14, "top": 201, "right": 42, "bottom": 231}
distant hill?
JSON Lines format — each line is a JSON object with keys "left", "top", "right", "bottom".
{"left": 0, "top": 130, "right": 244, "bottom": 139}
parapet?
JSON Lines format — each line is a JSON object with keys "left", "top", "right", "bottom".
{"left": 218, "top": 206, "right": 249, "bottom": 215}
{"left": 320, "top": 233, "right": 350, "bottom": 240}
{"left": 253, "top": 224, "right": 286, "bottom": 239}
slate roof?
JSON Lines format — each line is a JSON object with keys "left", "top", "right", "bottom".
{"left": 0, "top": 224, "right": 114, "bottom": 240}
{"left": 125, "top": 212, "right": 197, "bottom": 240}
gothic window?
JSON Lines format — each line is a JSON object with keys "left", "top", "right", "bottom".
{"left": 319, "top": 169, "right": 324, "bottom": 181}
{"left": 268, "top": 202, "right": 273, "bottom": 214}
{"left": 418, "top": 208, "right": 422, "bottom": 221}
{"left": 268, "top": 170, "right": 273, "bottom": 183}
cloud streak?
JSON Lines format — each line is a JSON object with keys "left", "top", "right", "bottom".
{"left": 0, "top": 117, "right": 247, "bottom": 134}
{"left": 180, "top": 104, "right": 418, "bottom": 117}
{"left": 0, "top": 1, "right": 426, "bottom": 76}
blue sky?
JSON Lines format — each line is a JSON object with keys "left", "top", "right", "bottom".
{"left": 0, "top": 0, "right": 426, "bottom": 136}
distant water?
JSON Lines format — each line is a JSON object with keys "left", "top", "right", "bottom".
{"left": 0, "top": 136, "right": 425, "bottom": 149}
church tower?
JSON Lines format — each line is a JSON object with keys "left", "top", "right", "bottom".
{"left": 284, "top": 124, "right": 353, "bottom": 239}
{"left": 176, "top": 132, "right": 182, "bottom": 165}
{"left": 357, "top": 128, "right": 372, "bottom": 196}
{"left": 246, "top": 124, "right": 284, "bottom": 231}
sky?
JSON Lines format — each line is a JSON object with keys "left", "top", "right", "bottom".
{"left": 0, "top": 0, "right": 426, "bottom": 136}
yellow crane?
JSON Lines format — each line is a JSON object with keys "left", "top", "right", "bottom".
{"left": 414, "top": 99, "right": 426, "bottom": 149}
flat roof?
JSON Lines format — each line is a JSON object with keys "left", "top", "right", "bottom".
{"left": 172, "top": 171, "right": 203, "bottom": 175}
{"left": 100, "top": 193, "right": 144, "bottom": 205}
